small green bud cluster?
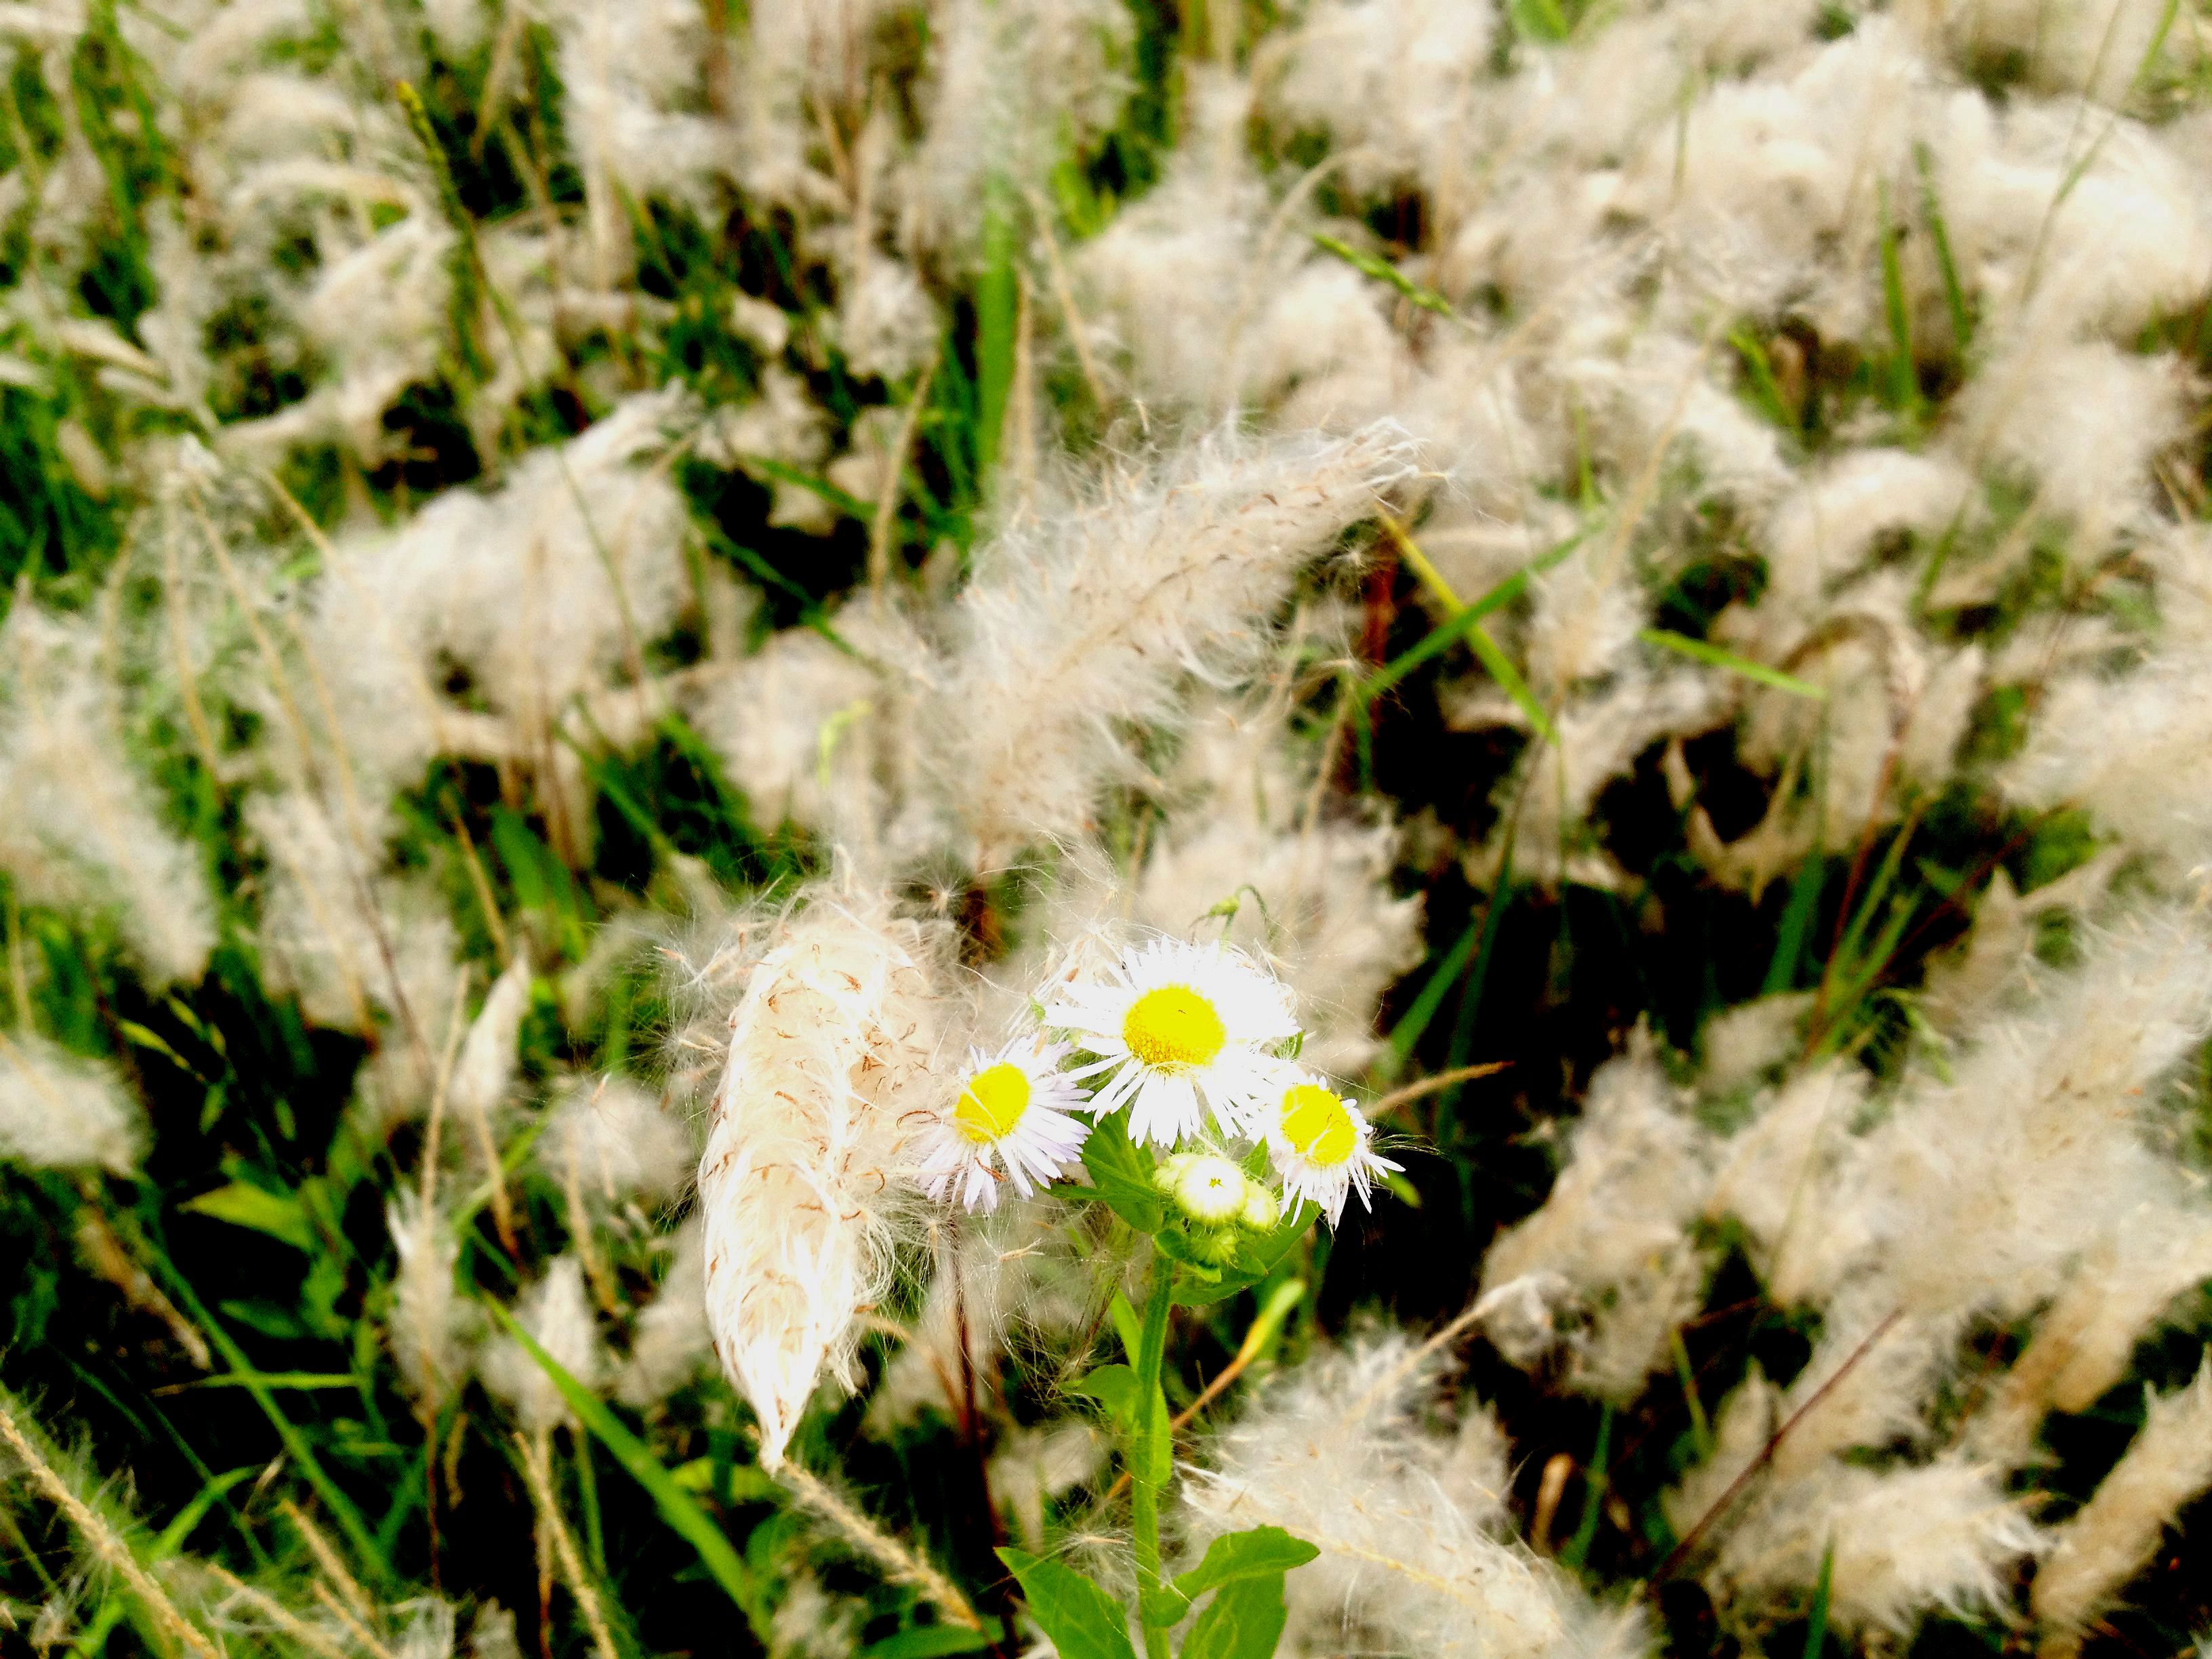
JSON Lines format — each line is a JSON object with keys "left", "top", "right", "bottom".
{"left": 1153, "top": 1152, "right": 1280, "bottom": 1265}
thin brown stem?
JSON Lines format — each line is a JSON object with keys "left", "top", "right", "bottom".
{"left": 1656, "top": 1308, "right": 1904, "bottom": 1580}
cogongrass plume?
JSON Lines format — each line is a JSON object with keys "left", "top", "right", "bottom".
{"left": 697, "top": 880, "right": 946, "bottom": 1468}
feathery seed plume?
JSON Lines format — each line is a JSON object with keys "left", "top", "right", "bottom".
{"left": 697, "top": 884, "right": 945, "bottom": 1467}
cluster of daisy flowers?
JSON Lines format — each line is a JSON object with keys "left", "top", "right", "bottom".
{"left": 918, "top": 937, "right": 1398, "bottom": 1230}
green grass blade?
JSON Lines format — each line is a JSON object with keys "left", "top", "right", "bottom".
{"left": 1762, "top": 854, "right": 1826, "bottom": 996}
{"left": 1462, "top": 617, "right": 1557, "bottom": 745}
{"left": 146, "top": 1247, "right": 389, "bottom": 1582}
{"left": 1671, "top": 1332, "right": 1713, "bottom": 1462}
{"left": 1803, "top": 1539, "right": 1835, "bottom": 1659}
{"left": 1877, "top": 180, "right": 1921, "bottom": 420}
{"left": 1311, "top": 232, "right": 1457, "bottom": 318}
{"left": 1912, "top": 144, "right": 1971, "bottom": 354}
{"left": 1385, "top": 911, "right": 1486, "bottom": 1078}
{"left": 1639, "top": 629, "right": 1824, "bottom": 698}
{"left": 485, "top": 1300, "right": 774, "bottom": 1641}
{"left": 976, "top": 176, "right": 1019, "bottom": 482}
{"left": 1365, "top": 532, "right": 1587, "bottom": 704}
{"left": 1560, "top": 1406, "right": 1613, "bottom": 1570}
{"left": 1727, "top": 327, "right": 1797, "bottom": 434}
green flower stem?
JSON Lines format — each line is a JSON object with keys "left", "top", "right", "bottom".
{"left": 1129, "top": 1261, "right": 1176, "bottom": 1659}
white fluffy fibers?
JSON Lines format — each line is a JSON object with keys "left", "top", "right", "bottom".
{"left": 1187, "top": 1329, "right": 1640, "bottom": 1659}
{"left": 932, "top": 424, "right": 1414, "bottom": 864}
{"left": 2032, "top": 1358, "right": 2212, "bottom": 1639}
{"left": 1837, "top": 911, "right": 2212, "bottom": 1322}
{"left": 480, "top": 1256, "right": 607, "bottom": 1437}
{"left": 0, "top": 605, "right": 216, "bottom": 987}
{"left": 616, "top": 1218, "right": 713, "bottom": 1410}
{"left": 1478, "top": 1032, "right": 1715, "bottom": 1397}
{"left": 386, "top": 1193, "right": 474, "bottom": 1418}
{"left": 538, "top": 1074, "right": 694, "bottom": 1209}
{"left": 697, "top": 887, "right": 944, "bottom": 1467}
{"left": 449, "top": 954, "right": 534, "bottom": 1127}
{"left": 0, "top": 1034, "right": 146, "bottom": 1174}
{"left": 1706, "top": 1456, "right": 2042, "bottom": 1637}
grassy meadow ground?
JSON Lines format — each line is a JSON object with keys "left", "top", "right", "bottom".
{"left": 4, "top": 1, "right": 2212, "bottom": 1657}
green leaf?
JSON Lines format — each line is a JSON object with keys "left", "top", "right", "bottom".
{"left": 486, "top": 1300, "right": 773, "bottom": 1641}
{"left": 1181, "top": 1575, "right": 1289, "bottom": 1659}
{"left": 1108, "top": 1292, "right": 1144, "bottom": 1359}
{"left": 178, "top": 1182, "right": 314, "bottom": 1252}
{"left": 1507, "top": 0, "right": 1572, "bottom": 41}
{"left": 668, "top": 1457, "right": 779, "bottom": 1502}
{"left": 1080, "top": 1114, "right": 1164, "bottom": 1233}
{"left": 1138, "top": 1584, "right": 1191, "bottom": 1627}
{"left": 996, "top": 1547, "right": 1137, "bottom": 1659}
{"left": 1639, "top": 629, "right": 1825, "bottom": 698}
{"left": 1173, "top": 1528, "right": 1320, "bottom": 1600}
{"left": 861, "top": 1624, "right": 998, "bottom": 1659}
{"left": 1170, "top": 1267, "right": 1259, "bottom": 1307}
{"left": 1230, "top": 1202, "right": 1317, "bottom": 1281}
{"left": 1071, "top": 1364, "right": 1140, "bottom": 1429}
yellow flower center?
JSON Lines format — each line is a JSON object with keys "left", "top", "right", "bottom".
{"left": 953, "top": 1063, "right": 1031, "bottom": 1144}
{"left": 1122, "top": 985, "right": 1228, "bottom": 1071}
{"left": 1279, "top": 1084, "right": 1358, "bottom": 1168}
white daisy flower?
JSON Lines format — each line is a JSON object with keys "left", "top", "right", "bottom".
{"left": 1044, "top": 937, "right": 1300, "bottom": 1148}
{"left": 918, "top": 1038, "right": 1092, "bottom": 1214}
{"left": 1259, "top": 1071, "right": 1399, "bottom": 1227}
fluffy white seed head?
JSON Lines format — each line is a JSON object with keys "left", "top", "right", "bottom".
{"left": 616, "top": 1218, "right": 714, "bottom": 1410}
{"left": 1479, "top": 1032, "right": 1714, "bottom": 1397}
{"left": 480, "top": 1255, "right": 607, "bottom": 1437}
{"left": 2032, "top": 1357, "right": 2212, "bottom": 1637}
{"left": 696, "top": 884, "right": 945, "bottom": 1467}
{"left": 1704, "top": 1456, "right": 2042, "bottom": 1637}
{"left": 0, "top": 1035, "right": 146, "bottom": 1175}
{"left": 932, "top": 425, "right": 1414, "bottom": 865}
{"left": 1187, "top": 1328, "right": 1636, "bottom": 1659}
{"left": 0, "top": 605, "right": 216, "bottom": 987}
{"left": 539, "top": 1074, "right": 695, "bottom": 1210}
{"left": 386, "top": 1192, "right": 476, "bottom": 1416}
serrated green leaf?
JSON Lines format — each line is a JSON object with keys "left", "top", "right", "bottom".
{"left": 1071, "top": 1364, "right": 1139, "bottom": 1429}
{"left": 178, "top": 1182, "right": 314, "bottom": 1252}
{"left": 1171, "top": 1268, "right": 1259, "bottom": 1307}
{"left": 1173, "top": 1527, "right": 1320, "bottom": 1599}
{"left": 860, "top": 1623, "right": 998, "bottom": 1659}
{"left": 1180, "top": 1574, "right": 1288, "bottom": 1659}
{"left": 1137, "top": 1583, "right": 1191, "bottom": 1627}
{"left": 1230, "top": 1201, "right": 1317, "bottom": 1280}
{"left": 1080, "top": 1114, "right": 1164, "bottom": 1232}
{"left": 996, "top": 1547, "right": 1136, "bottom": 1659}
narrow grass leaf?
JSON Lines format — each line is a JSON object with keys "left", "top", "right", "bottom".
{"left": 1311, "top": 232, "right": 1457, "bottom": 318}
{"left": 1641, "top": 629, "right": 1824, "bottom": 698}
{"left": 486, "top": 1300, "right": 774, "bottom": 1641}
{"left": 1365, "top": 533, "right": 1586, "bottom": 703}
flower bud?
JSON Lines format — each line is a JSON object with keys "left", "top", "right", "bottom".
{"left": 1172, "top": 1155, "right": 1250, "bottom": 1224}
